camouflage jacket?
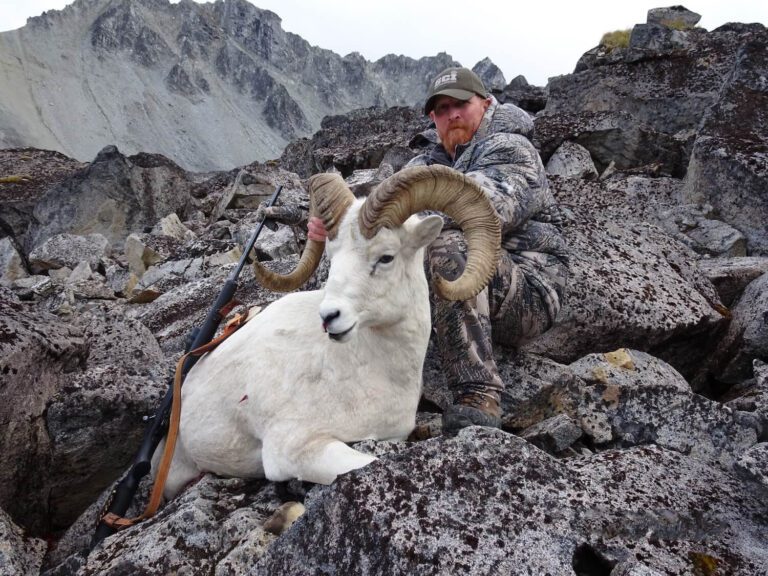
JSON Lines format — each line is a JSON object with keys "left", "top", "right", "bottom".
{"left": 406, "top": 96, "right": 568, "bottom": 315}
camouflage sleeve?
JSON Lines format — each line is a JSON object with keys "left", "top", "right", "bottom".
{"left": 461, "top": 133, "right": 551, "bottom": 235}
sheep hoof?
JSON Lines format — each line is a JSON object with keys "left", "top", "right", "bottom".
{"left": 263, "top": 501, "right": 306, "bottom": 535}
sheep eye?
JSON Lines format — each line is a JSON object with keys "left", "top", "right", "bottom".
{"left": 378, "top": 254, "right": 395, "bottom": 265}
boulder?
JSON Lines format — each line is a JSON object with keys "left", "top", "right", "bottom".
{"left": 44, "top": 357, "right": 166, "bottom": 533}
{"left": 521, "top": 204, "right": 727, "bottom": 381}
{"left": 44, "top": 476, "right": 284, "bottom": 576}
{"left": 560, "top": 350, "right": 757, "bottom": 469}
{"left": 279, "top": 106, "right": 430, "bottom": 178}
{"left": 540, "top": 24, "right": 760, "bottom": 177}
{"left": 646, "top": 6, "right": 701, "bottom": 29}
{"left": 698, "top": 257, "right": 768, "bottom": 306}
{"left": 0, "top": 298, "right": 88, "bottom": 534}
{"left": 254, "top": 430, "right": 768, "bottom": 575}
{"left": 498, "top": 75, "right": 547, "bottom": 114}
{"left": 710, "top": 273, "right": 768, "bottom": 383}
{"left": 150, "top": 213, "right": 197, "bottom": 242}
{"left": 682, "top": 30, "right": 768, "bottom": 254}
{"left": 0, "top": 506, "right": 46, "bottom": 576}
{"left": 472, "top": 57, "right": 506, "bottom": 92}
{"left": 28, "top": 233, "right": 109, "bottom": 273}
{"left": 0, "top": 237, "right": 28, "bottom": 286}
{"left": 545, "top": 141, "right": 598, "bottom": 179}
{"left": 27, "top": 147, "right": 195, "bottom": 252}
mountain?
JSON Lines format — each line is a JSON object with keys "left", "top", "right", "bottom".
{"left": 0, "top": 0, "right": 459, "bottom": 171}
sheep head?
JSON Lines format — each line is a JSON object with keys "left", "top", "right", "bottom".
{"left": 253, "top": 165, "right": 501, "bottom": 306}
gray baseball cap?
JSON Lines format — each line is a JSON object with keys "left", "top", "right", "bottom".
{"left": 424, "top": 67, "right": 488, "bottom": 115}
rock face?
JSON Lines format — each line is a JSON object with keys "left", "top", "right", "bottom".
{"left": 1, "top": 5, "right": 768, "bottom": 576}
{"left": 0, "top": 0, "right": 466, "bottom": 171}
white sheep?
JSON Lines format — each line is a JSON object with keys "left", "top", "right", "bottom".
{"left": 160, "top": 165, "right": 500, "bottom": 498}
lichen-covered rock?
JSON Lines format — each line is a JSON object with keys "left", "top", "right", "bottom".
{"left": 279, "top": 106, "right": 430, "bottom": 178}
{"left": 0, "top": 237, "right": 28, "bottom": 286}
{"left": 682, "top": 28, "right": 768, "bottom": 254}
{"left": 545, "top": 141, "right": 598, "bottom": 180}
{"left": 0, "top": 298, "right": 88, "bottom": 534}
{"left": 698, "top": 256, "right": 768, "bottom": 306}
{"left": 253, "top": 430, "right": 768, "bottom": 575}
{"left": 0, "top": 506, "right": 46, "bottom": 576}
{"left": 27, "top": 146, "right": 195, "bottom": 252}
{"left": 51, "top": 476, "right": 283, "bottom": 576}
{"left": 522, "top": 208, "right": 726, "bottom": 380}
{"left": 28, "top": 233, "right": 109, "bottom": 272}
{"left": 710, "top": 272, "right": 768, "bottom": 383}
{"left": 559, "top": 350, "right": 758, "bottom": 468}
{"left": 43, "top": 304, "right": 167, "bottom": 527}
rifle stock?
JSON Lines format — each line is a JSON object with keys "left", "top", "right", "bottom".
{"left": 91, "top": 185, "right": 283, "bottom": 547}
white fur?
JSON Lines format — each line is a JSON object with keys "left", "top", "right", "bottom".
{"left": 159, "top": 201, "right": 443, "bottom": 497}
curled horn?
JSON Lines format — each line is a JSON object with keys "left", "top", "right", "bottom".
{"left": 359, "top": 165, "right": 501, "bottom": 301}
{"left": 253, "top": 173, "right": 355, "bottom": 292}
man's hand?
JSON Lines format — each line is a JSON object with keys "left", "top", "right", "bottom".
{"left": 307, "top": 216, "right": 328, "bottom": 242}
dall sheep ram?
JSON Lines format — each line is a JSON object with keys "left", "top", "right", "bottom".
{"left": 161, "top": 165, "right": 501, "bottom": 498}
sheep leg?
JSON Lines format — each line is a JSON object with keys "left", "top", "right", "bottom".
{"left": 156, "top": 436, "right": 204, "bottom": 500}
{"left": 263, "top": 436, "right": 376, "bottom": 485}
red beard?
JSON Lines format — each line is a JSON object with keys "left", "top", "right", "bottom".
{"left": 442, "top": 123, "right": 473, "bottom": 156}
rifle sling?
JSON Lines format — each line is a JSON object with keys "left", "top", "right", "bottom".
{"left": 100, "top": 307, "right": 251, "bottom": 531}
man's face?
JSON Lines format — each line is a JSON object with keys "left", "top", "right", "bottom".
{"left": 429, "top": 95, "right": 491, "bottom": 158}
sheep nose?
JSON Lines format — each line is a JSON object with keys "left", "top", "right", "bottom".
{"left": 320, "top": 309, "right": 340, "bottom": 331}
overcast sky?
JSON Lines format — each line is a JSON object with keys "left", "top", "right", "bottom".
{"left": 1, "top": 0, "right": 766, "bottom": 85}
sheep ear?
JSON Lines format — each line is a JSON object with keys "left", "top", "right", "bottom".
{"left": 407, "top": 214, "right": 443, "bottom": 250}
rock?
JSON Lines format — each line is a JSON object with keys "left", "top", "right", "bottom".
{"left": 472, "top": 57, "right": 506, "bottom": 92}
{"left": 0, "top": 506, "right": 46, "bottom": 576}
{"left": 151, "top": 213, "right": 196, "bottom": 242}
{"left": 498, "top": 75, "right": 547, "bottom": 114}
{"left": 53, "top": 476, "right": 283, "bottom": 575}
{"left": 279, "top": 106, "right": 430, "bottom": 178}
{"left": 655, "top": 204, "right": 747, "bottom": 257}
{"left": 42, "top": 304, "right": 167, "bottom": 531}
{"left": 28, "top": 233, "right": 109, "bottom": 273}
{"left": 0, "top": 237, "right": 28, "bottom": 286}
{"left": 710, "top": 273, "right": 768, "bottom": 383}
{"left": 698, "top": 256, "right": 768, "bottom": 306}
{"left": 540, "top": 24, "right": 758, "bottom": 177}
{"left": 629, "top": 24, "right": 693, "bottom": 51}
{"left": 725, "top": 360, "right": 768, "bottom": 437}
{"left": 10, "top": 274, "right": 54, "bottom": 299}
{"left": 0, "top": 298, "right": 88, "bottom": 534}
{"left": 545, "top": 141, "right": 598, "bottom": 179}
{"left": 253, "top": 430, "right": 768, "bottom": 574}
{"left": 0, "top": 148, "right": 86, "bottom": 245}
{"left": 535, "top": 111, "right": 689, "bottom": 176}
{"left": 520, "top": 413, "right": 582, "bottom": 454}
{"left": 27, "top": 147, "right": 195, "bottom": 252}
{"left": 646, "top": 6, "right": 702, "bottom": 29}
{"left": 682, "top": 29, "right": 768, "bottom": 254}
{"left": 123, "top": 233, "right": 180, "bottom": 277}
{"left": 560, "top": 350, "right": 757, "bottom": 468}
{"left": 734, "top": 442, "right": 768, "bottom": 488}
{"left": 521, "top": 204, "right": 727, "bottom": 381}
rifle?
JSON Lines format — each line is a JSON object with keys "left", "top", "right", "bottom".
{"left": 91, "top": 185, "right": 283, "bottom": 548}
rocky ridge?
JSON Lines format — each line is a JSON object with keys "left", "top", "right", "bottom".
{"left": 1, "top": 5, "right": 768, "bottom": 576}
{"left": 0, "top": 0, "right": 488, "bottom": 171}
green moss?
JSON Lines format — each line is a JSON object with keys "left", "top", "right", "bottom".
{"left": 600, "top": 29, "right": 631, "bottom": 52}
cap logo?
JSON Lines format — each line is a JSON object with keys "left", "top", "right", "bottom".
{"left": 433, "top": 71, "right": 458, "bottom": 89}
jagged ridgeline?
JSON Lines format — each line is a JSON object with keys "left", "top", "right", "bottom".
{"left": 0, "top": 0, "right": 465, "bottom": 171}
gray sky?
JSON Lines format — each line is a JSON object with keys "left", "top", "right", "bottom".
{"left": 1, "top": 0, "right": 766, "bottom": 85}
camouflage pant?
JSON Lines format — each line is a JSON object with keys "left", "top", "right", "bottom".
{"left": 427, "top": 229, "right": 567, "bottom": 398}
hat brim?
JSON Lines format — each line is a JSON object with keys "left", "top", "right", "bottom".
{"left": 424, "top": 88, "right": 476, "bottom": 115}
